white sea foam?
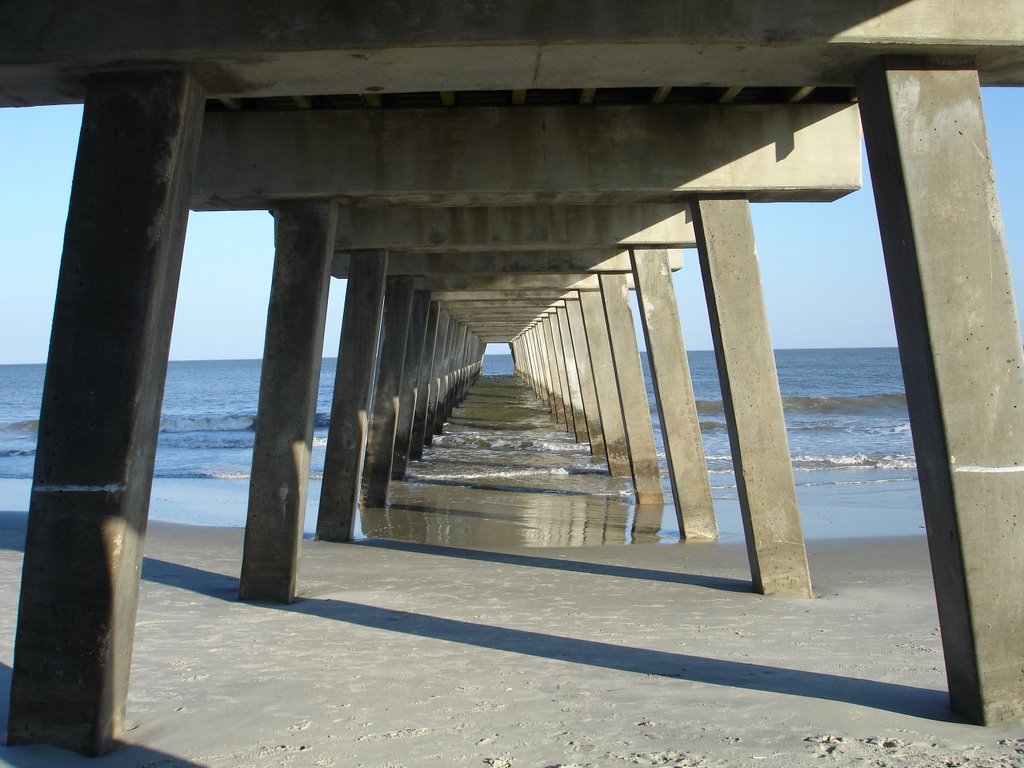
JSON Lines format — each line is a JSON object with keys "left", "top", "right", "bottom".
{"left": 160, "top": 415, "right": 256, "bottom": 433}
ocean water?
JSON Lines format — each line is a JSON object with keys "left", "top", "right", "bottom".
{"left": 0, "top": 348, "right": 921, "bottom": 538}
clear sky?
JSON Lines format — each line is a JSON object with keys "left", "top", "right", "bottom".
{"left": 0, "top": 90, "right": 1020, "bottom": 365}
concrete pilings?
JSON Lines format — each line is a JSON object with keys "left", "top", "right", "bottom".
{"left": 857, "top": 62, "right": 1024, "bottom": 725}
{"left": 239, "top": 204, "right": 336, "bottom": 603}
{"left": 6, "top": 70, "right": 205, "bottom": 756}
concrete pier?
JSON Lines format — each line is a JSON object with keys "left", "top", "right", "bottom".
{"left": 317, "top": 251, "right": 388, "bottom": 542}
{"left": 409, "top": 302, "right": 441, "bottom": 459}
{"left": 692, "top": 198, "right": 812, "bottom": 598}
{"left": 362, "top": 276, "right": 415, "bottom": 507}
{"left": 566, "top": 298, "right": 607, "bottom": 458}
{"left": 857, "top": 62, "right": 1024, "bottom": 725}
{"left": 5, "top": 2, "right": 1024, "bottom": 751}
{"left": 599, "top": 273, "right": 665, "bottom": 506}
{"left": 579, "top": 290, "right": 632, "bottom": 478}
{"left": 239, "top": 204, "right": 336, "bottom": 604}
{"left": 631, "top": 249, "right": 718, "bottom": 540}
{"left": 392, "top": 291, "right": 432, "bottom": 479}
{"left": 6, "top": 71, "right": 205, "bottom": 755}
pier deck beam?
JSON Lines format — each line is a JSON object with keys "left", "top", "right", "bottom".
{"left": 692, "top": 197, "right": 812, "bottom": 597}
{"left": 599, "top": 273, "right": 665, "bottom": 505}
{"left": 240, "top": 204, "right": 336, "bottom": 603}
{"left": 6, "top": 71, "right": 204, "bottom": 755}
{"left": 317, "top": 251, "right": 388, "bottom": 542}
{"left": 631, "top": 249, "right": 718, "bottom": 540}
{"left": 362, "top": 276, "right": 415, "bottom": 507}
{"left": 857, "top": 62, "right": 1024, "bottom": 725}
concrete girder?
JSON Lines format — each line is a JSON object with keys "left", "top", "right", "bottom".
{"left": 192, "top": 104, "right": 861, "bottom": 209}
{"left": 3, "top": 0, "right": 1024, "bottom": 107}
{"left": 334, "top": 204, "right": 695, "bottom": 252}
{"left": 413, "top": 275, "right": 602, "bottom": 292}
{"left": 332, "top": 250, "right": 683, "bottom": 278}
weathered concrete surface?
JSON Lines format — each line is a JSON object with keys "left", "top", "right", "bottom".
{"left": 3, "top": 1, "right": 1024, "bottom": 107}
{"left": 392, "top": 291, "right": 431, "bottom": 480}
{"left": 579, "top": 290, "right": 632, "bottom": 478}
{"left": 631, "top": 249, "right": 718, "bottom": 540}
{"left": 333, "top": 249, "right": 683, "bottom": 278}
{"left": 692, "top": 198, "right": 811, "bottom": 598}
{"left": 334, "top": 204, "right": 695, "bottom": 252}
{"left": 193, "top": 104, "right": 861, "bottom": 208}
{"left": 599, "top": 274, "right": 665, "bottom": 506}
{"left": 409, "top": 302, "right": 441, "bottom": 460}
{"left": 557, "top": 307, "right": 589, "bottom": 445}
{"left": 6, "top": 71, "right": 205, "bottom": 756}
{"left": 566, "top": 299, "right": 607, "bottom": 458}
{"left": 414, "top": 275, "right": 603, "bottom": 292}
{"left": 857, "top": 62, "right": 1024, "bottom": 726}
{"left": 316, "top": 251, "right": 388, "bottom": 542}
{"left": 362, "top": 276, "right": 415, "bottom": 507}
{"left": 239, "top": 204, "right": 336, "bottom": 604}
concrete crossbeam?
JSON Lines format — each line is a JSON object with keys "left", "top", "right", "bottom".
{"left": 193, "top": 104, "right": 861, "bottom": 209}
{"left": 413, "top": 275, "right": 602, "bottom": 292}
{"left": 333, "top": 250, "right": 682, "bottom": 278}
{"left": 4, "top": 1, "right": 1024, "bottom": 107}
{"left": 334, "top": 205, "right": 695, "bottom": 251}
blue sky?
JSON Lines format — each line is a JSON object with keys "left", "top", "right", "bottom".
{"left": 0, "top": 90, "right": 1020, "bottom": 365}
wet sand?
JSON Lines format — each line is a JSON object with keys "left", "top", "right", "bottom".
{"left": 1, "top": 510, "right": 1023, "bottom": 767}
{"left": 1, "top": 378, "right": 1021, "bottom": 765}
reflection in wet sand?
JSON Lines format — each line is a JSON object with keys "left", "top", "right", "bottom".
{"left": 358, "top": 376, "right": 675, "bottom": 549}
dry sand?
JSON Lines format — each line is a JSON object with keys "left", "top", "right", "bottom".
{"left": 1, "top": 510, "right": 1022, "bottom": 767}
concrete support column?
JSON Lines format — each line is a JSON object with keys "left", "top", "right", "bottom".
{"left": 549, "top": 310, "right": 578, "bottom": 436}
{"left": 393, "top": 291, "right": 431, "bottom": 479}
{"left": 558, "top": 306, "right": 590, "bottom": 444}
{"left": 579, "top": 290, "right": 632, "bottom": 477}
{"left": 542, "top": 317, "right": 569, "bottom": 425}
{"left": 409, "top": 301, "right": 441, "bottom": 459}
{"left": 857, "top": 62, "right": 1024, "bottom": 725}
{"left": 432, "top": 315, "right": 456, "bottom": 436}
{"left": 7, "top": 71, "right": 205, "bottom": 756}
{"left": 239, "top": 204, "right": 336, "bottom": 604}
{"left": 567, "top": 298, "right": 607, "bottom": 458}
{"left": 692, "top": 198, "right": 811, "bottom": 597}
{"left": 316, "top": 251, "right": 388, "bottom": 542}
{"left": 631, "top": 248, "right": 718, "bottom": 540}
{"left": 599, "top": 274, "right": 665, "bottom": 505}
{"left": 362, "top": 276, "right": 415, "bottom": 507}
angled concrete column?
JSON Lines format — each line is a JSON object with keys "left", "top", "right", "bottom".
{"left": 692, "top": 198, "right": 811, "bottom": 597}
{"left": 599, "top": 273, "right": 664, "bottom": 505}
{"left": 432, "top": 315, "right": 456, "bottom": 436}
{"left": 409, "top": 301, "right": 440, "bottom": 459}
{"left": 549, "top": 310, "right": 578, "bottom": 436}
{"left": 857, "top": 62, "right": 1024, "bottom": 725}
{"left": 543, "top": 317, "right": 570, "bottom": 426}
{"left": 317, "top": 251, "right": 388, "bottom": 542}
{"left": 426, "top": 309, "right": 451, "bottom": 442}
{"left": 567, "top": 298, "right": 607, "bottom": 458}
{"left": 7, "top": 71, "right": 205, "bottom": 756}
{"left": 579, "top": 291, "right": 632, "bottom": 477}
{"left": 393, "top": 290, "right": 431, "bottom": 479}
{"left": 363, "top": 276, "right": 415, "bottom": 507}
{"left": 558, "top": 307, "right": 590, "bottom": 444}
{"left": 240, "top": 204, "right": 336, "bottom": 604}
{"left": 631, "top": 249, "right": 718, "bottom": 540}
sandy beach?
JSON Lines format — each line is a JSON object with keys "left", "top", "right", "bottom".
{"left": 1, "top": 504, "right": 1022, "bottom": 768}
